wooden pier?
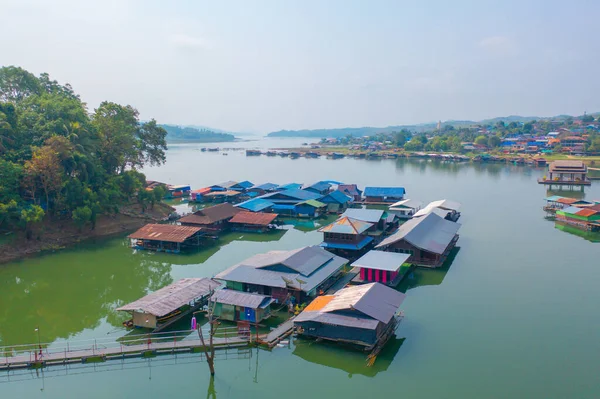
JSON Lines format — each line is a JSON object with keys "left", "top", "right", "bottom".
{"left": 261, "top": 318, "right": 296, "bottom": 348}
{"left": 0, "top": 328, "right": 249, "bottom": 371}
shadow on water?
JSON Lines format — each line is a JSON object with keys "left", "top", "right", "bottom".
{"left": 285, "top": 215, "right": 338, "bottom": 233}
{"left": 397, "top": 247, "right": 460, "bottom": 293}
{"left": 292, "top": 336, "right": 405, "bottom": 378}
{"left": 545, "top": 188, "right": 587, "bottom": 199}
{"left": 554, "top": 224, "right": 600, "bottom": 243}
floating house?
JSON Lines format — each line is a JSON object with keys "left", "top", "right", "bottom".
{"left": 202, "top": 190, "right": 242, "bottom": 203}
{"left": 295, "top": 199, "right": 327, "bottom": 218}
{"left": 319, "top": 216, "right": 374, "bottom": 258}
{"left": 543, "top": 196, "right": 593, "bottom": 213}
{"left": 341, "top": 208, "right": 392, "bottom": 234}
{"left": 215, "top": 246, "right": 348, "bottom": 303}
{"left": 320, "top": 191, "right": 353, "bottom": 213}
{"left": 230, "top": 181, "right": 254, "bottom": 192}
{"left": 338, "top": 184, "right": 363, "bottom": 202}
{"left": 363, "top": 187, "right": 405, "bottom": 203}
{"left": 229, "top": 211, "right": 278, "bottom": 232}
{"left": 247, "top": 183, "right": 279, "bottom": 196}
{"left": 179, "top": 203, "right": 241, "bottom": 232}
{"left": 388, "top": 199, "right": 423, "bottom": 219}
{"left": 294, "top": 283, "right": 406, "bottom": 351}
{"left": 414, "top": 200, "right": 461, "bottom": 222}
{"left": 376, "top": 212, "right": 461, "bottom": 268}
{"left": 304, "top": 181, "right": 332, "bottom": 196}
{"left": 538, "top": 160, "right": 591, "bottom": 185}
{"left": 128, "top": 224, "right": 204, "bottom": 253}
{"left": 350, "top": 250, "right": 411, "bottom": 287}
{"left": 190, "top": 187, "right": 211, "bottom": 202}
{"left": 236, "top": 198, "right": 275, "bottom": 213}
{"left": 209, "top": 181, "right": 239, "bottom": 191}
{"left": 277, "top": 183, "right": 303, "bottom": 191}
{"left": 166, "top": 184, "right": 191, "bottom": 198}
{"left": 209, "top": 290, "right": 273, "bottom": 323}
{"left": 116, "top": 278, "right": 220, "bottom": 331}
{"left": 555, "top": 205, "right": 600, "bottom": 231}
{"left": 261, "top": 188, "right": 322, "bottom": 205}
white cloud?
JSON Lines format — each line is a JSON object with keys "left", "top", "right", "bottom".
{"left": 478, "top": 36, "right": 517, "bottom": 57}
{"left": 169, "top": 34, "right": 212, "bottom": 50}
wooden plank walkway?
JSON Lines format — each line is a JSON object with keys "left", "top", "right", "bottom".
{"left": 262, "top": 318, "right": 295, "bottom": 347}
{"left": 0, "top": 336, "right": 248, "bottom": 371}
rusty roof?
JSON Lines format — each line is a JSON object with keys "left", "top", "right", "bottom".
{"left": 179, "top": 203, "right": 241, "bottom": 225}
{"left": 576, "top": 208, "right": 599, "bottom": 217}
{"left": 557, "top": 198, "right": 578, "bottom": 204}
{"left": 128, "top": 224, "right": 202, "bottom": 243}
{"left": 303, "top": 295, "right": 335, "bottom": 312}
{"left": 549, "top": 160, "right": 587, "bottom": 172}
{"left": 229, "top": 211, "right": 278, "bottom": 226}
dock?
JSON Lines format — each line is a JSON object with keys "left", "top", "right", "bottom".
{"left": 262, "top": 317, "right": 296, "bottom": 348}
{"left": 0, "top": 328, "right": 248, "bottom": 371}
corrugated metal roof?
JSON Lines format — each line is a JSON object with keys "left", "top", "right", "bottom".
{"left": 305, "top": 182, "right": 331, "bottom": 192}
{"left": 128, "top": 224, "right": 202, "bottom": 243}
{"left": 364, "top": 187, "right": 405, "bottom": 197}
{"left": 338, "top": 184, "right": 362, "bottom": 196}
{"left": 215, "top": 246, "right": 348, "bottom": 292}
{"left": 116, "top": 278, "right": 220, "bottom": 317}
{"left": 342, "top": 208, "right": 384, "bottom": 223}
{"left": 211, "top": 181, "right": 238, "bottom": 189}
{"left": 389, "top": 199, "right": 422, "bottom": 210}
{"left": 545, "top": 195, "right": 564, "bottom": 202}
{"left": 428, "top": 199, "right": 461, "bottom": 211}
{"left": 377, "top": 212, "right": 461, "bottom": 254}
{"left": 299, "top": 199, "right": 326, "bottom": 208}
{"left": 253, "top": 183, "right": 279, "bottom": 191}
{"left": 294, "top": 311, "right": 380, "bottom": 330}
{"left": 179, "top": 203, "right": 241, "bottom": 225}
{"left": 229, "top": 211, "right": 278, "bottom": 226}
{"left": 232, "top": 180, "right": 254, "bottom": 189}
{"left": 272, "top": 204, "right": 297, "bottom": 210}
{"left": 413, "top": 207, "right": 449, "bottom": 219}
{"left": 318, "top": 216, "right": 373, "bottom": 234}
{"left": 351, "top": 251, "right": 410, "bottom": 272}
{"left": 561, "top": 206, "right": 583, "bottom": 214}
{"left": 236, "top": 198, "right": 275, "bottom": 212}
{"left": 210, "top": 290, "right": 272, "bottom": 309}
{"left": 204, "top": 190, "right": 241, "bottom": 197}
{"left": 277, "top": 183, "right": 302, "bottom": 190}
{"left": 321, "top": 190, "right": 352, "bottom": 204}
{"left": 263, "top": 189, "right": 322, "bottom": 201}
{"left": 303, "top": 295, "right": 335, "bottom": 311}
{"left": 576, "top": 208, "right": 599, "bottom": 217}
{"left": 320, "top": 236, "right": 373, "bottom": 250}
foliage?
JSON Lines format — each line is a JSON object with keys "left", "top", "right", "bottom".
{"left": 474, "top": 135, "right": 488, "bottom": 146}
{"left": 0, "top": 66, "right": 168, "bottom": 236}
{"left": 161, "top": 124, "right": 235, "bottom": 142}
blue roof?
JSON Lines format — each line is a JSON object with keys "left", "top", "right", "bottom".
{"left": 272, "top": 204, "right": 297, "bottom": 210}
{"left": 364, "top": 187, "right": 405, "bottom": 197}
{"left": 246, "top": 191, "right": 259, "bottom": 198}
{"left": 278, "top": 183, "right": 302, "bottom": 190}
{"left": 254, "top": 183, "right": 278, "bottom": 190}
{"left": 321, "top": 190, "right": 352, "bottom": 204}
{"left": 306, "top": 181, "right": 331, "bottom": 192}
{"left": 320, "top": 236, "right": 374, "bottom": 250}
{"left": 319, "top": 180, "right": 344, "bottom": 185}
{"left": 266, "top": 189, "right": 322, "bottom": 201}
{"left": 562, "top": 206, "right": 582, "bottom": 214}
{"left": 236, "top": 198, "right": 274, "bottom": 212}
{"left": 545, "top": 195, "right": 564, "bottom": 201}
{"left": 233, "top": 180, "right": 254, "bottom": 189}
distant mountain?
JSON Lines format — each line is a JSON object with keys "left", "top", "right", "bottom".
{"left": 185, "top": 124, "right": 256, "bottom": 137}
{"left": 160, "top": 125, "right": 235, "bottom": 143}
{"left": 267, "top": 113, "right": 596, "bottom": 138}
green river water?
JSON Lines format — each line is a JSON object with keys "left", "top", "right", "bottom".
{"left": 1, "top": 139, "right": 600, "bottom": 398}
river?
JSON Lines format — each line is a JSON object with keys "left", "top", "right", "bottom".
{"left": 1, "top": 138, "right": 599, "bottom": 398}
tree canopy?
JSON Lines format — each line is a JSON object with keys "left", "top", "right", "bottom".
{"left": 0, "top": 66, "right": 168, "bottom": 236}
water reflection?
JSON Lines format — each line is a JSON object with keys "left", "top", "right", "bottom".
{"left": 554, "top": 224, "right": 600, "bottom": 243}
{"left": 292, "top": 336, "right": 405, "bottom": 378}
{"left": 545, "top": 188, "right": 586, "bottom": 199}
{"left": 398, "top": 247, "right": 460, "bottom": 292}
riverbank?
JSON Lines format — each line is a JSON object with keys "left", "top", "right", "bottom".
{"left": 0, "top": 203, "right": 174, "bottom": 265}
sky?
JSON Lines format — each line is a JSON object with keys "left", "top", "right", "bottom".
{"left": 1, "top": 0, "right": 599, "bottom": 133}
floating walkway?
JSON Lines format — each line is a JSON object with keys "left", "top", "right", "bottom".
{"left": 262, "top": 318, "right": 295, "bottom": 348}
{"left": 0, "top": 328, "right": 248, "bottom": 371}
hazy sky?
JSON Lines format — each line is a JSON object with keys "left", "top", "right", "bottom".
{"left": 1, "top": 0, "right": 598, "bottom": 133}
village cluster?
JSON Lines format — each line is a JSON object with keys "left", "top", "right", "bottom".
{"left": 121, "top": 180, "right": 462, "bottom": 354}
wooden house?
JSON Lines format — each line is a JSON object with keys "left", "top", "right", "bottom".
{"left": 294, "top": 283, "right": 406, "bottom": 350}
{"left": 209, "top": 290, "right": 273, "bottom": 323}
{"left": 128, "top": 224, "right": 204, "bottom": 253}
{"left": 539, "top": 160, "right": 591, "bottom": 185}
{"left": 179, "top": 203, "right": 241, "bottom": 232}
{"left": 363, "top": 187, "right": 405, "bottom": 203}
{"left": 376, "top": 212, "right": 461, "bottom": 268}
{"left": 338, "top": 184, "right": 363, "bottom": 202}
{"left": 215, "top": 246, "right": 348, "bottom": 303}
{"left": 388, "top": 199, "right": 423, "bottom": 219}
{"left": 229, "top": 211, "right": 278, "bottom": 232}
{"left": 116, "top": 278, "right": 220, "bottom": 331}
{"left": 319, "top": 216, "right": 375, "bottom": 258}
{"left": 350, "top": 250, "right": 411, "bottom": 287}
{"left": 295, "top": 200, "right": 327, "bottom": 218}
{"left": 320, "top": 191, "right": 353, "bottom": 213}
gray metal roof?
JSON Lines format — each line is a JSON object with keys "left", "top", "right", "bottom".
{"left": 215, "top": 246, "right": 348, "bottom": 293}
{"left": 342, "top": 208, "right": 384, "bottom": 223}
{"left": 116, "top": 278, "right": 220, "bottom": 317}
{"left": 294, "top": 311, "right": 380, "bottom": 330}
{"left": 351, "top": 250, "right": 410, "bottom": 272}
{"left": 389, "top": 199, "right": 423, "bottom": 210}
{"left": 210, "top": 290, "right": 272, "bottom": 309}
{"left": 322, "top": 283, "right": 405, "bottom": 323}
{"left": 376, "top": 212, "right": 461, "bottom": 254}
{"left": 428, "top": 199, "right": 461, "bottom": 211}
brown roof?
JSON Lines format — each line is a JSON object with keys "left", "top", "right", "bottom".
{"left": 229, "top": 211, "right": 278, "bottom": 226}
{"left": 128, "top": 224, "right": 201, "bottom": 243}
{"left": 549, "top": 160, "right": 587, "bottom": 172}
{"left": 557, "top": 198, "right": 578, "bottom": 204}
{"left": 576, "top": 208, "right": 598, "bottom": 217}
{"left": 179, "top": 203, "right": 241, "bottom": 225}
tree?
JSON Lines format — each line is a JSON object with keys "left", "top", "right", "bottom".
{"left": 488, "top": 135, "right": 502, "bottom": 148}
{"left": 474, "top": 135, "right": 488, "bottom": 146}
{"left": 581, "top": 114, "right": 594, "bottom": 123}
{"left": 137, "top": 119, "right": 168, "bottom": 167}
{"left": 392, "top": 131, "right": 408, "bottom": 147}
{"left": 0, "top": 66, "right": 42, "bottom": 102}
{"left": 20, "top": 205, "right": 44, "bottom": 239}
{"left": 404, "top": 138, "right": 424, "bottom": 151}
{"left": 72, "top": 206, "right": 92, "bottom": 231}
{"left": 0, "top": 200, "right": 19, "bottom": 230}
{"left": 23, "top": 145, "right": 64, "bottom": 211}
{"left": 197, "top": 287, "right": 220, "bottom": 376}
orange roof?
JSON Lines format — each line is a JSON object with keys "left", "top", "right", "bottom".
{"left": 192, "top": 187, "right": 211, "bottom": 194}
{"left": 229, "top": 211, "right": 278, "bottom": 226}
{"left": 304, "top": 295, "right": 334, "bottom": 312}
{"left": 576, "top": 208, "right": 598, "bottom": 217}
{"left": 557, "top": 198, "right": 578, "bottom": 205}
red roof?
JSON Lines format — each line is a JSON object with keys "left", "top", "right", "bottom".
{"left": 179, "top": 203, "right": 241, "bottom": 225}
{"left": 576, "top": 208, "right": 598, "bottom": 217}
{"left": 192, "top": 187, "right": 211, "bottom": 194}
{"left": 229, "top": 211, "right": 278, "bottom": 226}
{"left": 557, "top": 198, "right": 578, "bottom": 205}
{"left": 128, "top": 224, "right": 201, "bottom": 243}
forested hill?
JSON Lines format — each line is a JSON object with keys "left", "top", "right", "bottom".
{"left": 161, "top": 125, "right": 235, "bottom": 142}
{"left": 268, "top": 125, "right": 437, "bottom": 138}
{"left": 0, "top": 66, "right": 169, "bottom": 237}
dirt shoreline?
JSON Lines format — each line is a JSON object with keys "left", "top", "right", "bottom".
{"left": 0, "top": 203, "right": 174, "bottom": 265}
